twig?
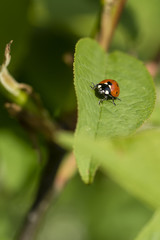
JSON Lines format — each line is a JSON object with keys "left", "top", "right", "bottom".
{"left": 96, "top": 0, "right": 127, "bottom": 51}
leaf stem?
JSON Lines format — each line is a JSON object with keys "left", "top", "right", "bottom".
{"left": 96, "top": 0, "right": 127, "bottom": 51}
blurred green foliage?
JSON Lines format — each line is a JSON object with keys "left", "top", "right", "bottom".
{"left": 134, "top": 209, "right": 160, "bottom": 240}
{"left": 0, "top": 0, "right": 159, "bottom": 239}
{"left": 0, "top": 127, "right": 46, "bottom": 240}
{"left": 35, "top": 174, "right": 153, "bottom": 240}
{"left": 111, "top": 0, "right": 160, "bottom": 60}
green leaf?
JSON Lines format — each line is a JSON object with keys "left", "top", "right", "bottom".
{"left": 56, "top": 128, "right": 160, "bottom": 207}
{"left": 148, "top": 77, "right": 160, "bottom": 126}
{"left": 70, "top": 129, "right": 160, "bottom": 208}
{"left": 73, "top": 38, "right": 155, "bottom": 183}
{"left": 135, "top": 209, "right": 160, "bottom": 240}
{"left": 101, "top": 130, "right": 160, "bottom": 208}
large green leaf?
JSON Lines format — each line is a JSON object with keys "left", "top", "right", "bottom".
{"left": 74, "top": 38, "right": 155, "bottom": 183}
{"left": 56, "top": 128, "right": 160, "bottom": 208}
{"left": 134, "top": 209, "right": 160, "bottom": 240}
{"left": 148, "top": 75, "right": 160, "bottom": 126}
{"left": 60, "top": 129, "right": 160, "bottom": 208}
{"left": 100, "top": 130, "right": 160, "bottom": 208}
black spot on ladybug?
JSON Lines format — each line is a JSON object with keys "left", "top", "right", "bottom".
{"left": 107, "top": 82, "right": 112, "bottom": 85}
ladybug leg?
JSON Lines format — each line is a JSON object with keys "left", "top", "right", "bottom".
{"left": 108, "top": 94, "right": 116, "bottom": 106}
{"left": 90, "top": 82, "right": 97, "bottom": 89}
{"left": 112, "top": 99, "right": 116, "bottom": 106}
{"left": 99, "top": 97, "right": 106, "bottom": 105}
{"left": 99, "top": 99, "right": 103, "bottom": 105}
{"left": 99, "top": 95, "right": 108, "bottom": 105}
{"left": 109, "top": 95, "right": 116, "bottom": 106}
{"left": 116, "top": 97, "right": 121, "bottom": 101}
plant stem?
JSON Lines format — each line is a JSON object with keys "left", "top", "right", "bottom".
{"left": 96, "top": 0, "right": 127, "bottom": 51}
{"left": 0, "top": 41, "right": 57, "bottom": 141}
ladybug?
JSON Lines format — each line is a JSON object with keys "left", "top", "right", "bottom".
{"left": 90, "top": 79, "right": 120, "bottom": 105}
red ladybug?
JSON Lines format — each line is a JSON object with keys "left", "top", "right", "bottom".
{"left": 91, "top": 79, "right": 120, "bottom": 105}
